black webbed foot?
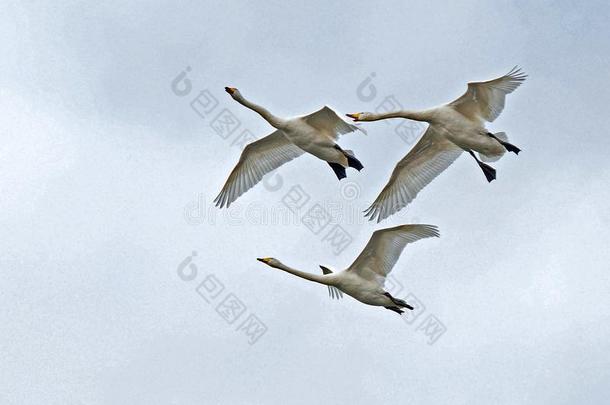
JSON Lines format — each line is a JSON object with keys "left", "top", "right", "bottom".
{"left": 346, "top": 154, "right": 364, "bottom": 171}
{"left": 502, "top": 142, "right": 521, "bottom": 155}
{"left": 384, "top": 306, "right": 404, "bottom": 315}
{"left": 488, "top": 133, "right": 521, "bottom": 155}
{"left": 327, "top": 162, "right": 346, "bottom": 180}
{"left": 468, "top": 150, "right": 497, "bottom": 182}
{"left": 479, "top": 162, "right": 497, "bottom": 182}
{"left": 384, "top": 292, "right": 414, "bottom": 310}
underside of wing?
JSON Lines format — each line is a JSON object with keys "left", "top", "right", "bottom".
{"left": 449, "top": 66, "right": 527, "bottom": 122}
{"left": 304, "top": 106, "right": 366, "bottom": 140}
{"left": 348, "top": 224, "right": 440, "bottom": 284}
{"left": 327, "top": 285, "right": 343, "bottom": 299}
{"left": 364, "top": 127, "right": 462, "bottom": 222}
{"left": 214, "top": 131, "right": 304, "bottom": 208}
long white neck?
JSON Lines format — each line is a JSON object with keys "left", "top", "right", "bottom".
{"left": 234, "top": 94, "right": 284, "bottom": 128}
{"left": 366, "top": 109, "right": 431, "bottom": 122}
{"left": 275, "top": 262, "right": 330, "bottom": 285}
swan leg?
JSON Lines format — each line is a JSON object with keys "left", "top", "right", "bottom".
{"left": 468, "top": 150, "right": 496, "bottom": 182}
{"left": 487, "top": 133, "right": 521, "bottom": 155}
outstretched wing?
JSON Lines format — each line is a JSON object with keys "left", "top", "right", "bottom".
{"left": 214, "top": 131, "right": 304, "bottom": 208}
{"left": 304, "top": 106, "right": 366, "bottom": 140}
{"left": 364, "top": 127, "right": 462, "bottom": 222}
{"left": 348, "top": 225, "right": 439, "bottom": 285}
{"left": 320, "top": 266, "right": 343, "bottom": 299}
{"left": 449, "top": 66, "right": 527, "bottom": 123}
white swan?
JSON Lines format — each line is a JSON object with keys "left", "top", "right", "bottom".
{"left": 257, "top": 224, "right": 439, "bottom": 315}
{"left": 214, "top": 87, "right": 365, "bottom": 208}
{"left": 347, "top": 67, "right": 526, "bottom": 222}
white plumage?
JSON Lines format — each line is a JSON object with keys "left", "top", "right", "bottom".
{"left": 348, "top": 67, "right": 526, "bottom": 222}
{"left": 257, "top": 224, "right": 439, "bottom": 315}
{"left": 215, "top": 88, "right": 365, "bottom": 208}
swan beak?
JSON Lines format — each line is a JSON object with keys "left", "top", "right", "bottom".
{"left": 225, "top": 87, "right": 237, "bottom": 95}
{"left": 257, "top": 257, "right": 271, "bottom": 263}
{"left": 346, "top": 113, "right": 361, "bottom": 121}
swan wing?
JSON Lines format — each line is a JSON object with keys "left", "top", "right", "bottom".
{"left": 214, "top": 131, "right": 304, "bottom": 208}
{"left": 348, "top": 225, "right": 439, "bottom": 284}
{"left": 449, "top": 66, "right": 527, "bottom": 122}
{"left": 304, "top": 106, "right": 366, "bottom": 140}
{"left": 364, "top": 127, "right": 462, "bottom": 222}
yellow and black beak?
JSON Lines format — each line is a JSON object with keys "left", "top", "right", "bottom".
{"left": 225, "top": 87, "right": 237, "bottom": 95}
{"left": 346, "top": 113, "right": 361, "bottom": 121}
{"left": 256, "top": 257, "right": 271, "bottom": 264}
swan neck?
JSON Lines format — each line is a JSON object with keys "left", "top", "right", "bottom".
{"left": 235, "top": 94, "right": 283, "bottom": 128}
{"left": 277, "top": 263, "right": 329, "bottom": 285}
{"left": 370, "top": 109, "right": 430, "bottom": 122}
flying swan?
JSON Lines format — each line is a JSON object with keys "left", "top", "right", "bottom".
{"left": 347, "top": 67, "right": 527, "bottom": 222}
{"left": 214, "top": 87, "right": 365, "bottom": 208}
{"left": 257, "top": 224, "right": 439, "bottom": 315}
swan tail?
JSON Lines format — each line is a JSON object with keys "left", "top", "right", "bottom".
{"left": 327, "top": 162, "right": 347, "bottom": 180}
{"left": 478, "top": 151, "right": 504, "bottom": 163}
{"left": 493, "top": 131, "right": 509, "bottom": 142}
{"left": 479, "top": 132, "right": 508, "bottom": 162}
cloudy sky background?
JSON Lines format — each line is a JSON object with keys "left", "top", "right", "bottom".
{"left": 2, "top": 1, "right": 609, "bottom": 404}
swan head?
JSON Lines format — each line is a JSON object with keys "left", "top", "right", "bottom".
{"left": 256, "top": 257, "right": 282, "bottom": 268}
{"left": 224, "top": 86, "right": 241, "bottom": 98}
{"left": 346, "top": 112, "right": 372, "bottom": 122}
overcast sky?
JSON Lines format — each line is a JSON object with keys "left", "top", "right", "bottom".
{"left": 2, "top": 1, "right": 609, "bottom": 404}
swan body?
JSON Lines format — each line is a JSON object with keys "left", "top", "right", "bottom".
{"left": 280, "top": 118, "right": 345, "bottom": 164}
{"left": 429, "top": 106, "right": 505, "bottom": 157}
{"left": 347, "top": 67, "right": 526, "bottom": 222}
{"left": 257, "top": 224, "right": 439, "bottom": 314}
{"left": 214, "top": 87, "right": 365, "bottom": 208}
